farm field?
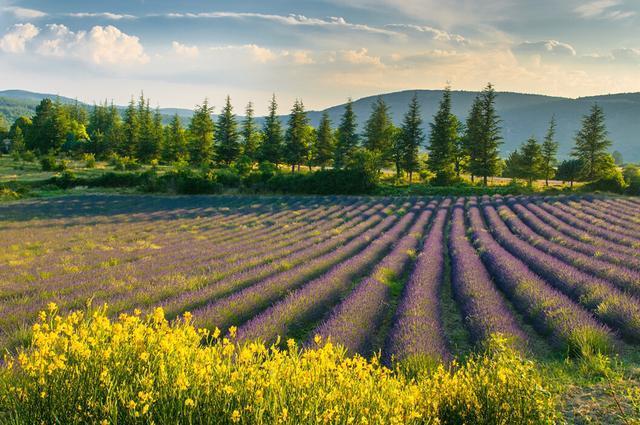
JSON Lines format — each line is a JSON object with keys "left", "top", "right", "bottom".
{"left": 1, "top": 193, "right": 640, "bottom": 423}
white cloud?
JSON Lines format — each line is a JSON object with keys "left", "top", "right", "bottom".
{"left": 514, "top": 40, "right": 577, "bottom": 57}
{"left": 172, "top": 41, "right": 199, "bottom": 58}
{"left": 66, "top": 12, "right": 136, "bottom": 20}
{"left": 209, "top": 44, "right": 277, "bottom": 63}
{"left": 6, "top": 23, "right": 149, "bottom": 66}
{"left": 385, "top": 24, "right": 466, "bottom": 43}
{"left": 611, "top": 48, "right": 640, "bottom": 62}
{"left": 575, "top": 0, "right": 636, "bottom": 20}
{"left": 285, "top": 50, "right": 315, "bottom": 64}
{"left": 163, "top": 12, "right": 397, "bottom": 36}
{"left": 340, "top": 48, "right": 383, "bottom": 66}
{"left": 3, "top": 6, "right": 47, "bottom": 19}
{"left": 0, "top": 23, "right": 39, "bottom": 53}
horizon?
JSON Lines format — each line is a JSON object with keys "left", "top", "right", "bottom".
{"left": 1, "top": 1, "right": 640, "bottom": 110}
{"left": 2, "top": 87, "right": 639, "bottom": 114}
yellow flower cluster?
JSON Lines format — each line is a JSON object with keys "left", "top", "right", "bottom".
{"left": 0, "top": 304, "right": 558, "bottom": 424}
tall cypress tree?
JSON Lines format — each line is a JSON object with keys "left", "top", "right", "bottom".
{"left": 363, "top": 97, "right": 393, "bottom": 171}
{"left": 334, "top": 99, "right": 359, "bottom": 169}
{"left": 399, "top": 93, "right": 424, "bottom": 184}
{"left": 284, "top": 99, "right": 310, "bottom": 172}
{"left": 188, "top": 99, "right": 215, "bottom": 166}
{"left": 541, "top": 116, "right": 559, "bottom": 186}
{"left": 259, "top": 94, "right": 284, "bottom": 165}
{"left": 427, "top": 86, "right": 457, "bottom": 184}
{"left": 467, "top": 84, "right": 502, "bottom": 185}
{"left": 241, "top": 102, "right": 260, "bottom": 161}
{"left": 572, "top": 104, "right": 613, "bottom": 181}
{"left": 215, "top": 96, "right": 240, "bottom": 165}
{"left": 313, "top": 112, "right": 335, "bottom": 170}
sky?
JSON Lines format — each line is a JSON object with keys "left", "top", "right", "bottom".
{"left": 1, "top": 0, "right": 639, "bottom": 111}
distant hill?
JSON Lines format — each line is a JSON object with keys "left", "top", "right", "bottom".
{"left": 1, "top": 89, "right": 639, "bottom": 162}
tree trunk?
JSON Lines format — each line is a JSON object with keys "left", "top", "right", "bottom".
{"left": 291, "top": 164, "right": 295, "bottom": 173}
{"left": 409, "top": 171, "right": 413, "bottom": 185}
{"left": 483, "top": 175, "right": 488, "bottom": 186}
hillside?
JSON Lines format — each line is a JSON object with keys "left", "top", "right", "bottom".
{"left": 1, "top": 89, "right": 639, "bottom": 162}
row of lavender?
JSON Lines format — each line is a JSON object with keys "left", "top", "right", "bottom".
{"left": 1, "top": 193, "right": 639, "bottom": 362}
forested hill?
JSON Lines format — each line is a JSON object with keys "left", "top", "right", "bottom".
{"left": 2, "top": 89, "right": 640, "bottom": 162}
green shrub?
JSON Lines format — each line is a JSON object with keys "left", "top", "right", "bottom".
{"left": 265, "top": 168, "right": 377, "bottom": 194}
{"left": 40, "top": 155, "right": 67, "bottom": 172}
{"left": 83, "top": 153, "right": 96, "bottom": 168}
{"left": 214, "top": 168, "right": 242, "bottom": 188}
{"left": 583, "top": 169, "right": 627, "bottom": 194}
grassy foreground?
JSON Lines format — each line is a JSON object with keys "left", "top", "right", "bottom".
{"left": 0, "top": 304, "right": 560, "bottom": 424}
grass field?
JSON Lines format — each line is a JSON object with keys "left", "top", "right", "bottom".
{"left": 1, "top": 193, "right": 639, "bottom": 423}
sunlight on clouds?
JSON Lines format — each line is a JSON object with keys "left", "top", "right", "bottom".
{"left": 2, "top": 6, "right": 47, "bottom": 19}
{"left": 0, "top": 23, "right": 39, "bottom": 53}
{"left": 172, "top": 41, "right": 199, "bottom": 58}
{"left": 2, "top": 23, "right": 149, "bottom": 66}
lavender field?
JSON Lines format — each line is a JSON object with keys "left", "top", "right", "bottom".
{"left": 1, "top": 193, "right": 640, "bottom": 360}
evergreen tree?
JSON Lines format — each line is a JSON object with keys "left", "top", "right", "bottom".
{"left": 334, "top": 99, "right": 359, "bottom": 169}
{"left": 27, "top": 98, "right": 67, "bottom": 154}
{"left": 399, "top": 93, "right": 424, "bottom": 184}
{"left": 503, "top": 149, "right": 522, "bottom": 180}
{"left": 188, "top": 99, "right": 215, "bottom": 166}
{"left": 137, "top": 95, "right": 160, "bottom": 162}
{"left": 390, "top": 125, "right": 404, "bottom": 179}
{"left": 215, "top": 96, "right": 241, "bottom": 165}
{"left": 122, "top": 98, "right": 140, "bottom": 157}
{"left": 467, "top": 84, "right": 502, "bottom": 185}
{"left": 0, "top": 113, "right": 8, "bottom": 139}
{"left": 284, "top": 99, "right": 310, "bottom": 172}
{"left": 572, "top": 104, "right": 613, "bottom": 181}
{"left": 519, "top": 137, "right": 544, "bottom": 186}
{"left": 556, "top": 159, "right": 583, "bottom": 188}
{"left": 427, "top": 86, "right": 457, "bottom": 184}
{"left": 363, "top": 97, "right": 393, "bottom": 172}
{"left": 313, "top": 112, "right": 335, "bottom": 170}
{"left": 463, "top": 96, "right": 482, "bottom": 183}
{"left": 10, "top": 126, "right": 26, "bottom": 155}
{"left": 259, "top": 94, "right": 284, "bottom": 165}
{"left": 241, "top": 102, "right": 260, "bottom": 161}
{"left": 541, "top": 116, "right": 559, "bottom": 186}
{"left": 9, "top": 116, "right": 32, "bottom": 142}
{"left": 162, "top": 114, "right": 188, "bottom": 163}
{"left": 452, "top": 117, "right": 467, "bottom": 178}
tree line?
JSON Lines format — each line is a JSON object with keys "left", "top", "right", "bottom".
{"left": 1, "top": 84, "right": 621, "bottom": 187}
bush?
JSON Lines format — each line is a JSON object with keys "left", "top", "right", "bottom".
{"left": 0, "top": 306, "right": 560, "bottom": 425}
{"left": 214, "top": 168, "right": 242, "bottom": 188}
{"left": 40, "top": 155, "right": 67, "bottom": 172}
{"left": 83, "top": 153, "right": 96, "bottom": 169}
{"left": 161, "top": 168, "right": 222, "bottom": 194}
{"left": 583, "top": 169, "right": 627, "bottom": 194}
{"left": 265, "top": 168, "right": 377, "bottom": 194}
{"left": 110, "top": 154, "right": 141, "bottom": 171}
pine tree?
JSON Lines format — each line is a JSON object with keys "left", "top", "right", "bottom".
{"left": 215, "top": 96, "right": 240, "bottom": 165}
{"left": 313, "top": 112, "right": 335, "bottom": 170}
{"left": 284, "top": 99, "right": 310, "bottom": 172}
{"left": 572, "top": 104, "right": 613, "bottom": 181}
{"left": 188, "top": 99, "right": 215, "bottom": 166}
{"left": 451, "top": 117, "right": 467, "bottom": 178}
{"left": 10, "top": 126, "right": 26, "bottom": 155}
{"left": 519, "top": 137, "right": 544, "bottom": 186}
{"left": 334, "top": 99, "right": 359, "bottom": 169}
{"left": 467, "top": 84, "right": 502, "bottom": 185}
{"left": 556, "top": 159, "right": 582, "bottom": 188}
{"left": 241, "top": 102, "right": 260, "bottom": 161}
{"left": 463, "top": 96, "right": 482, "bottom": 183}
{"left": 137, "top": 95, "right": 160, "bottom": 163}
{"left": 427, "top": 86, "right": 457, "bottom": 184}
{"left": 259, "top": 94, "right": 284, "bottom": 165}
{"left": 122, "top": 98, "right": 140, "bottom": 157}
{"left": 541, "top": 116, "right": 559, "bottom": 186}
{"left": 163, "top": 114, "right": 188, "bottom": 163}
{"left": 27, "top": 98, "right": 66, "bottom": 154}
{"left": 399, "top": 93, "right": 424, "bottom": 184}
{"left": 363, "top": 97, "right": 393, "bottom": 172}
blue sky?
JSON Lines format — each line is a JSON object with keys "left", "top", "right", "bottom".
{"left": 1, "top": 0, "right": 639, "bottom": 111}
